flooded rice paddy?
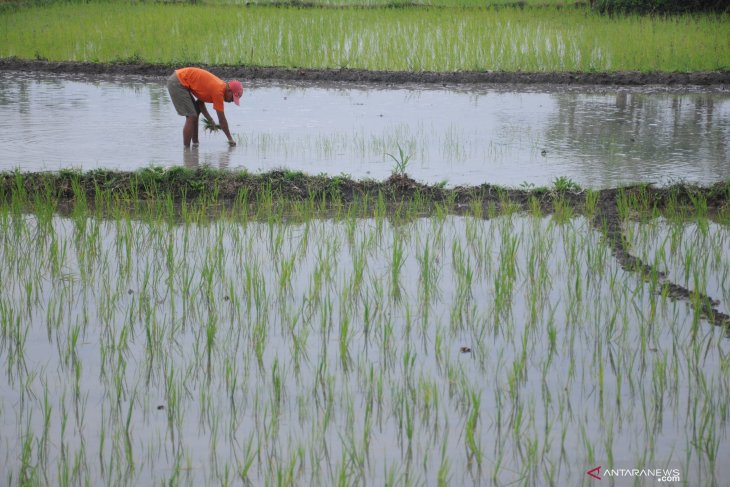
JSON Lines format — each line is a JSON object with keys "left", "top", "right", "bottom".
{"left": 1, "top": 68, "right": 730, "bottom": 486}
{"left": 1, "top": 70, "right": 729, "bottom": 188}
{"left": 1, "top": 204, "right": 729, "bottom": 485}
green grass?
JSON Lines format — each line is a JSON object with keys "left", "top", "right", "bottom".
{"left": 0, "top": 0, "right": 608, "bottom": 9}
{"left": 1, "top": 1, "right": 728, "bottom": 72}
{"left": 196, "top": 0, "right": 583, "bottom": 5}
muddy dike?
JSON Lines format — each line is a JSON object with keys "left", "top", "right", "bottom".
{"left": 2, "top": 58, "right": 730, "bottom": 86}
{"left": 3, "top": 168, "right": 729, "bottom": 328}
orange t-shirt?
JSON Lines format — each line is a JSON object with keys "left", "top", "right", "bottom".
{"left": 176, "top": 67, "right": 226, "bottom": 112}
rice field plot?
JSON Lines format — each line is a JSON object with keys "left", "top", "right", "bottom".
{"left": 1, "top": 2, "right": 728, "bottom": 72}
{"left": 0, "top": 194, "right": 729, "bottom": 486}
{"left": 172, "top": 0, "right": 576, "bottom": 6}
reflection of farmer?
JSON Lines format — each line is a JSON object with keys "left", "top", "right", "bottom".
{"left": 166, "top": 67, "right": 243, "bottom": 147}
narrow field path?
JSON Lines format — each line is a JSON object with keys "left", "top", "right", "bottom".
{"left": 591, "top": 190, "right": 730, "bottom": 329}
{"left": 2, "top": 58, "right": 729, "bottom": 86}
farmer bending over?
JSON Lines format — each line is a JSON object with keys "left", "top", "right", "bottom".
{"left": 166, "top": 67, "right": 243, "bottom": 147}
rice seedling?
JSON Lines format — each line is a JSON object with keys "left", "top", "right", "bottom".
{"left": 1, "top": 3, "right": 727, "bottom": 73}
{"left": 386, "top": 143, "right": 413, "bottom": 176}
{"left": 203, "top": 117, "right": 221, "bottom": 133}
{"left": 0, "top": 175, "right": 728, "bottom": 485}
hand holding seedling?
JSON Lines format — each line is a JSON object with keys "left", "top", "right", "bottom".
{"left": 202, "top": 112, "right": 236, "bottom": 146}
{"left": 203, "top": 117, "right": 221, "bottom": 133}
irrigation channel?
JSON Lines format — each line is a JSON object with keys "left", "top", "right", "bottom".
{"left": 1, "top": 70, "right": 729, "bottom": 188}
{"left": 1, "top": 68, "right": 729, "bottom": 486}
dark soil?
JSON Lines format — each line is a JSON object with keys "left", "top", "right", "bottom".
{"left": 2, "top": 58, "right": 729, "bottom": 86}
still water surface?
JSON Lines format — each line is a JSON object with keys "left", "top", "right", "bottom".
{"left": 1, "top": 212, "right": 728, "bottom": 485}
{"left": 1, "top": 71, "right": 728, "bottom": 187}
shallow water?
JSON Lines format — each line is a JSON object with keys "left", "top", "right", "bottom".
{"left": 1, "top": 71, "right": 728, "bottom": 188}
{"left": 1, "top": 210, "right": 729, "bottom": 485}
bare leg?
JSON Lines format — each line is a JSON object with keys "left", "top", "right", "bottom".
{"left": 192, "top": 113, "right": 200, "bottom": 146}
{"left": 183, "top": 115, "right": 197, "bottom": 147}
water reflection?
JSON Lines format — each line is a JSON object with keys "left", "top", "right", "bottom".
{"left": 543, "top": 92, "right": 730, "bottom": 185}
{"left": 182, "top": 146, "right": 235, "bottom": 168}
{"left": 183, "top": 147, "right": 199, "bottom": 168}
{"left": 0, "top": 70, "right": 727, "bottom": 188}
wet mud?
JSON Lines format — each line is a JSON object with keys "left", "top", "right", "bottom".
{"left": 2, "top": 58, "right": 729, "bottom": 86}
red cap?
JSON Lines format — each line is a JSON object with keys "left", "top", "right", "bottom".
{"left": 229, "top": 80, "right": 243, "bottom": 106}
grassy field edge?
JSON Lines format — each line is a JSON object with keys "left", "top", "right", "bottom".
{"left": 3, "top": 167, "right": 728, "bottom": 215}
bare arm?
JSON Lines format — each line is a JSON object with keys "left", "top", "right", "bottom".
{"left": 216, "top": 110, "right": 236, "bottom": 146}
{"left": 197, "top": 100, "right": 215, "bottom": 125}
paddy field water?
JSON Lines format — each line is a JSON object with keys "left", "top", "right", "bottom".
{"left": 1, "top": 71, "right": 728, "bottom": 188}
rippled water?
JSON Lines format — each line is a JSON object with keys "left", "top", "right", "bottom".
{"left": 1, "top": 71, "right": 728, "bottom": 187}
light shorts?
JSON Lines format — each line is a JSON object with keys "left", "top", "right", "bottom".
{"left": 166, "top": 73, "right": 200, "bottom": 117}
